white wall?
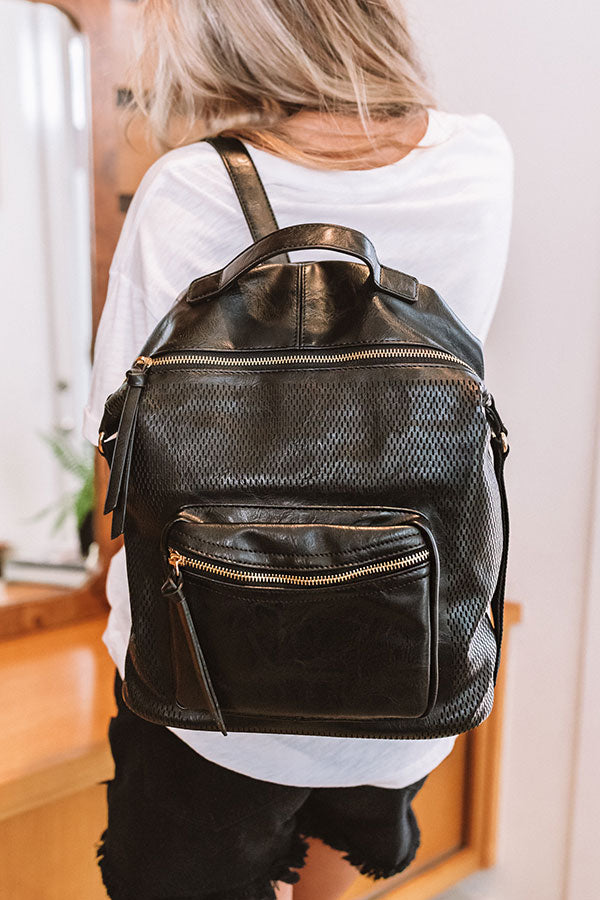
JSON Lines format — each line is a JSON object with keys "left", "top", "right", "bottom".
{"left": 566, "top": 423, "right": 600, "bottom": 900}
{"left": 402, "top": 2, "right": 600, "bottom": 898}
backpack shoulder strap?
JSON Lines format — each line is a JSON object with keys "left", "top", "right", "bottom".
{"left": 205, "top": 137, "right": 290, "bottom": 263}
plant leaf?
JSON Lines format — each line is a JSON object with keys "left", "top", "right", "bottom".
{"left": 38, "top": 428, "right": 94, "bottom": 480}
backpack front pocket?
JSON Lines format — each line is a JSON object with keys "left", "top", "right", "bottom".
{"left": 160, "top": 505, "right": 439, "bottom": 734}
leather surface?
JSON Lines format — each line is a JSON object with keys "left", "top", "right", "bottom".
{"left": 111, "top": 355, "right": 504, "bottom": 737}
{"left": 161, "top": 574, "right": 227, "bottom": 735}
{"left": 178, "top": 564, "right": 432, "bottom": 720}
{"left": 103, "top": 366, "right": 148, "bottom": 539}
{"left": 161, "top": 505, "right": 432, "bottom": 565}
{"left": 185, "top": 223, "right": 418, "bottom": 303}
{"left": 99, "top": 140, "right": 508, "bottom": 739}
{"left": 162, "top": 505, "right": 438, "bottom": 724}
{"left": 204, "top": 137, "right": 290, "bottom": 265}
{"left": 137, "top": 261, "right": 483, "bottom": 377}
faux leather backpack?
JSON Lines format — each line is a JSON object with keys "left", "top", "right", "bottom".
{"left": 98, "top": 137, "right": 510, "bottom": 739}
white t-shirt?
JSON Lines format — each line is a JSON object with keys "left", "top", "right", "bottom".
{"left": 83, "top": 107, "right": 514, "bottom": 788}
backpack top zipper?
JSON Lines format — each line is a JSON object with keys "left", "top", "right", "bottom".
{"left": 134, "top": 344, "right": 478, "bottom": 376}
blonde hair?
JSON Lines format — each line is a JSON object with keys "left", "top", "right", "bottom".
{"left": 130, "top": 0, "right": 436, "bottom": 167}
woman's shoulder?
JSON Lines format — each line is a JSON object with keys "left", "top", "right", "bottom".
{"left": 122, "top": 142, "right": 230, "bottom": 225}
{"left": 427, "top": 107, "right": 514, "bottom": 169}
{"left": 110, "top": 141, "right": 243, "bottom": 279}
{"left": 123, "top": 111, "right": 514, "bottom": 219}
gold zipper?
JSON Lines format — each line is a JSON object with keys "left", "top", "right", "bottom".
{"left": 136, "top": 346, "right": 474, "bottom": 372}
{"left": 167, "top": 547, "right": 429, "bottom": 585}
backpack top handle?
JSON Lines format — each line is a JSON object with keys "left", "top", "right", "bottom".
{"left": 186, "top": 222, "right": 419, "bottom": 304}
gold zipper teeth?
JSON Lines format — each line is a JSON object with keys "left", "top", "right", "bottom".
{"left": 167, "top": 548, "right": 429, "bottom": 585}
{"left": 138, "top": 347, "right": 472, "bottom": 370}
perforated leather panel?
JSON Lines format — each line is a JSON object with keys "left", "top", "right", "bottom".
{"left": 121, "top": 362, "right": 502, "bottom": 738}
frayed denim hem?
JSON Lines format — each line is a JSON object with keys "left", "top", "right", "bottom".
{"left": 96, "top": 827, "right": 310, "bottom": 900}
{"left": 211, "top": 829, "right": 311, "bottom": 900}
{"left": 295, "top": 806, "right": 422, "bottom": 882}
{"left": 96, "top": 830, "right": 130, "bottom": 900}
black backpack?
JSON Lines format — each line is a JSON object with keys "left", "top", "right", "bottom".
{"left": 98, "top": 137, "right": 509, "bottom": 739}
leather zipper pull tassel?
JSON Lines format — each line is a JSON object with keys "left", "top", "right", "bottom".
{"left": 161, "top": 571, "right": 228, "bottom": 736}
{"left": 103, "top": 359, "right": 150, "bottom": 537}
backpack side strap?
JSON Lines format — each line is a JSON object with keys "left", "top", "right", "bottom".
{"left": 485, "top": 394, "right": 510, "bottom": 686}
{"left": 204, "top": 137, "right": 290, "bottom": 263}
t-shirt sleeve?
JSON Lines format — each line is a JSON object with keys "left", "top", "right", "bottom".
{"left": 418, "top": 113, "right": 515, "bottom": 347}
{"left": 81, "top": 270, "right": 161, "bottom": 445}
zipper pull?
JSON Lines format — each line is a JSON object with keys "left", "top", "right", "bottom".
{"left": 125, "top": 356, "right": 152, "bottom": 387}
{"left": 168, "top": 549, "right": 185, "bottom": 577}
{"left": 133, "top": 355, "right": 153, "bottom": 371}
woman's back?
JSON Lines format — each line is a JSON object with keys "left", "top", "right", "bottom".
{"left": 84, "top": 104, "right": 513, "bottom": 789}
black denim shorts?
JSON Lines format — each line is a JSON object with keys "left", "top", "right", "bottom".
{"left": 98, "top": 672, "right": 427, "bottom": 900}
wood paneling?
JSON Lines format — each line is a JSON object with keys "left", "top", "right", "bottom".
{"left": 0, "top": 786, "right": 108, "bottom": 900}
{"left": 0, "top": 618, "right": 115, "bottom": 823}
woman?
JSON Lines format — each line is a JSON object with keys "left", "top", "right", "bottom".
{"left": 83, "top": 2, "right": 514, "bottom": 898}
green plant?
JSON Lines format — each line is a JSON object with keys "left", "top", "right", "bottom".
{"left": 29, "top": 427, "right": 96, "bottom": 535}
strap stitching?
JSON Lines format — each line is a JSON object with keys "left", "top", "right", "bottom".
{"left": 171, "top": 530, "right": 424, "bottom": 561}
